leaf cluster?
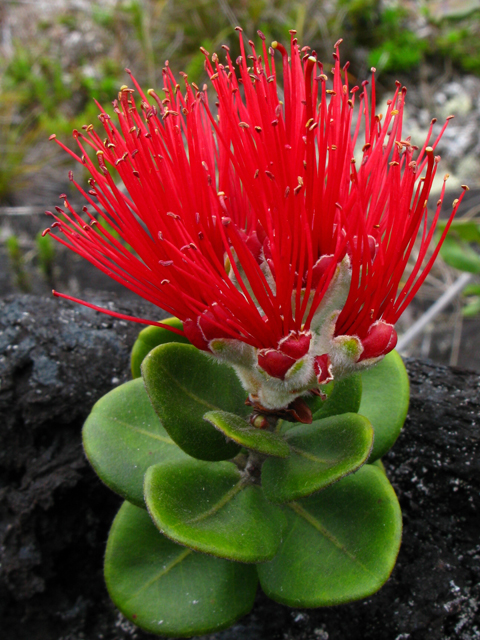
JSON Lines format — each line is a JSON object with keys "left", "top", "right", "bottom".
{"left": 82, "top": 318, "right": 409, "bottom": 636}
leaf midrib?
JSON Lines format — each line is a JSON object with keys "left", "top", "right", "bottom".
{"left": 155, "top": 362, "right": 222, "bottom": 411}
{"left": 185, "top": 476, "right": 250, "bottom": 525}
{"left": 287, "top": 443, "right": 334, "bottom": 465}
{"left": 126, "top": 548, "right": 192, "bottom": 602}
{"left": 289, "top": 501, "right": 376, "bottom": 578}
{"left": 115, "top": 418, "right": 175, "bottom": 445}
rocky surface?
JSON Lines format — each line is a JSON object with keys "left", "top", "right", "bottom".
{"left": 0, "top": 295, "right": 479, "bottom": 640}
{"left": 405, "top": 74, "right": 480, "bottom": 193}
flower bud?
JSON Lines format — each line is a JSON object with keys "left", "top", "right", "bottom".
{"left": 198, "top": 305, "right": 235, "bottom": 341}
{"left": 183, "top": 318, "right": 210, "bottom": 351}
{"left": 278, "top": 331, "right": 311, "bottom": 359}
{"left": 358, "top": 321, "right": 397, "bottom": 361}
{"left": 313, "top": 354, "right": 334, "bottom": 384}
{"left": 310, "top": 255, "right": 336, "bottom": 288}
{"left": 257, "top": 348, "right": 296, "bottom": 380}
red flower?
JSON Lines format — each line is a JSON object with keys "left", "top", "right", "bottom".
{"left": 46, "top": 31, "right": 466, "bottom": 406}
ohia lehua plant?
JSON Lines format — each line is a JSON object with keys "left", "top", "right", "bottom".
{"left": 45, "top": 31, "right": 466, "bottom": 637}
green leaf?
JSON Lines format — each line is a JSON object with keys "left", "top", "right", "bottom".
{"left": 262, "top": 413, "right": 373, "bottom": 504}
{"left": 83, "top": 378, "right": 189, "bottom": 508}
{"left": 437, "top": 219, "right": 480, "bottom": 243}
{"left": 142, "top": 343, "right": 247, "bottom": 461}
{"left": 144, "top": 459, "right": 286, "bottom": 563}
{"left": 440, "top": 235, "right": 480, "bottom": 273}
{"left": 359, "top": 350, "right": 409, "bottom": 462}
{"left": 131, "top": 317, "right": 190, "bottom": 379}
{"left": 257, "top": 465, "right": 402, "bottom": 607}
{"left": 302, "top": 386, "right": 333, "bottom": 415}
{"left": 105, "top": 501, "right": 258, "bottom": 637}
{"left": 370, "top": 458, "right": 386, "bottom": 475}
{"left": 313, "top": 373, "right": 362, "bottom": 421}
{"left": 204, "top": 410, "right": 290, "bottom": 458}
{"left": 462, "top": 283, "right": 480, "bottom": 297}
{"left": 462, "top": 296, "right": 480, "bottom": 317}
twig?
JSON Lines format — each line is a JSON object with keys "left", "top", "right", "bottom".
{"left": 397, "top": 272, "right": 473, "bottom": 352}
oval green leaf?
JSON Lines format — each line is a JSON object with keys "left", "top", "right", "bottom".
{"left": 83, "top": 378, "right": 189, "bottom": 508}
{"left": 204, "top": 410, "right": 290, "bottom": 458}
{"left": 440, "top": 235, "right": 480, "bottom": 273}
{"left": 262, "top": 413, "right": 373, "bottom": 504}
{"left": 312, "top": 373, "right": 362, "bottom": 421}
{"left": 142, "top": 343, "right": 247, "bottom": 461}
{"left": 144, "top": 459, "right": 287, "bottom": 563}
{"left": 257, "top": 465, "right": 402, "bottom": 607}
{"left": 359, "top": 350, "right": 409, "bottom": 462}
{"left": 370, "top": 458, "right": 387, "bottom": 475}
{"left": 105, "top": 501, "right": 258, "bottom": 637}
{"left": 131, "top": 317, "right": 190, "bottom": 379}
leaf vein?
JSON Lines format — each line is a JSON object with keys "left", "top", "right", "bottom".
{"left": 289, "top": 502, "right": 376, "bottom": 578}
{"left": 185, "top": 477, "right": 250, "bottom": 524}
{"left": 115, "top": 419, "right": 175, "bottom": 445}
{"left": 126, "top": 548, "right": 192, "bottom": 602}
{"left": 157, "top": 363, "right": 220, "bottom": 411}
{"left": 286, "top": 444, "right": 333, "bottom": 465}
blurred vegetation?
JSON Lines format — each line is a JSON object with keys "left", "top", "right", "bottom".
{"left": 6, "top": 235, "right": 30, "bottom": 292}
{"left": 36, "top": 231, "right": 56, "bottom": 289}
{"left": 436, "top": 218, "right": 480, "bottom": 317}
{"left": 0, "top": 0, "right": 479, "bottom": 205}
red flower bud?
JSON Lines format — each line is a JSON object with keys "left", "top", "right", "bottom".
{"left": 245, "top": 231, "right": 263, "bottom": 263}
{"left": 183, "top": 318, "right": 210, "bottom": 351}
{"left": 347, "top": 235, "right": 378, "bottom": 263}
{"left": 368, "top": 235, "right": 378, "bottom": 261}
{"left": 313, "top": 354, "right": 334, "bottom": 384}
{"left": 358, "top": 321, "right": 397, "bottom": 361}
{"left": 198, "top": 306, "right": 235, "bottom": 341}
{"left": 278, "top": 331, "right": 311, "bottom": 359}
{"left": 258, "top": 348, "right": 296, "bottom": 379}
{"left": 310, "top": 255, "right": 336, "bottom": 288}
{"left": 184, "top": 305, "right": 240, "bottom": 352}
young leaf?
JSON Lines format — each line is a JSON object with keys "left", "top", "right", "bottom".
{"left": 105, "top": 501, "right": 258, "bottom": 637}
{"left": 131, "top": 317, "right": 190, "bottom": 379}
{"left": 359, "top": 350, "right": 409, "bottom": 462}
{"left": 257, "top": 465, "right": 402, "bottom": 607}
{"left": 144, "top": 459, "right": 287, "bottom": 563}
{"left": 142, "top": 343, "right": 247, "bottom": 461}
{"left": 440, "top": 235, "right": 480, "bottom": 273}
{"left": 312, "top": 374, "right": 363, "bottom": 421}
{"left": 83, "top": 378, "right": 189, "bottom": 508}
{"left": 204, "top": 410, "right": 290, "bottom": 458}
{"left": 261, "top": 413, "right": 373, "bottom": 504}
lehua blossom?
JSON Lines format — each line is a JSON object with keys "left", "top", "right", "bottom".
{"left": 46, "top": 31, "right": 467, "bottom": 413}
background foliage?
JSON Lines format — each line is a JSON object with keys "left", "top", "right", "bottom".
{"left": 0, "top": 0, "right": 479, "bottom": 203}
